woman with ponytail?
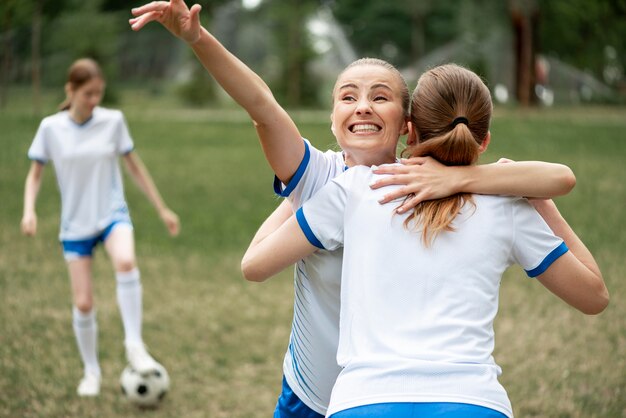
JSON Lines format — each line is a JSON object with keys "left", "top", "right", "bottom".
{"left": 241, "top": 64, "right": 608, "bottom": 417}
{"left": 21, "top": 58, "right": 180, "bottom": 396}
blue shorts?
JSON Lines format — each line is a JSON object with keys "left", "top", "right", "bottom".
{"left": 61, "top": 221, "right": 132, "bottom": 261}
{"left": 330, "top": 402, "right": 508, "bottom": 418}
{"left": 274, "top": 376, "right": 324, "bottom": 418}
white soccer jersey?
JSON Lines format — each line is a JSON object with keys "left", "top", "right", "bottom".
{"left": 28, "top": 107, "right": 134, "bottom": 240}
{"left": 297, "top": 165, "right": 568, "bottom": 418}
{"left": 274, "top": 139, "right": 347, "bottom": 415}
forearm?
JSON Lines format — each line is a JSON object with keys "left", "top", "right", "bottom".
{"left": 125, "top": 155, "right": 169, "bottom": 214}
{"left": 532, "top": 199, "right": 602, "bottom": 278}
{"left": 458, "top": 161, "right": 576, "bottom": 198}
{"left": 189, "top": 29, "right": 303, "bottom": 182}
{"left": 249, "top": 200, "right": 293, "bottom": 248}
{"left": 190, "top": 28, "right": 278, "bottom": 125}
{"left": 242, "top": 216, "right": 315, "bottom": 282}
{"left": 23, "top": 167, "right": 42, "bottom": 215}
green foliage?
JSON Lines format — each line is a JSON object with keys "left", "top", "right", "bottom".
{"left": 175, "top": 62, "right": 216, "bottom": 107}
{"left": 538, "top": 0, "right": 626, "bottom": 84}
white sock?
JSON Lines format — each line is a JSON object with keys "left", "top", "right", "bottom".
{"left": 116, "top": 268, "right": 143, "bottom": 347}
{"left": 72, "top": 307, "right": 100, "bottom": 377}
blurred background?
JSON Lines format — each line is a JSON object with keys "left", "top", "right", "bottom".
{"left": 1, "top": 1, "right": 625, "bottom": 417}
{"left": 1, "top": 0, "right": 625, "bottom": 112}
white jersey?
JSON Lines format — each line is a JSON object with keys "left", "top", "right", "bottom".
{"left": 274, "top": 139, "right": 346, "bottom": 415}
{"left": 28, "top": 107, "right": 134, "bottom": 240}
{"left": 297, "top": 166, "right": 568, "bottom": 418}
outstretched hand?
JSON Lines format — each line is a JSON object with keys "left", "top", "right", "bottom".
{"left": 129, "top": 0, "right": 203, "bottom": 44}
{"left": 370, "top": 156, "right": 461, "bottom": 213}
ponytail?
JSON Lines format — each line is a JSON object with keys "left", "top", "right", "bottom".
{"left": 404, "top": 64, "right": 492, "bottom": 246}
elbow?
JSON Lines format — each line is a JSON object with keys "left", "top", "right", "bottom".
{"left": 581, "top": 284, "right": 610, "bottom": 315}
{"left": 240, "top": 256, "right": 268, "bottom": 283}
{"left": 557, "top": 165, "right": 577, "bottom": 196}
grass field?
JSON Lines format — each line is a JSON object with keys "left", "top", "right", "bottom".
{"left": 1, "top": 89, "right": 625, "bottom": 417}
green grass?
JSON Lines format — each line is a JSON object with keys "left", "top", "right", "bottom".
{"left": 1, "top": 89, "right": 625, "bottom": 417}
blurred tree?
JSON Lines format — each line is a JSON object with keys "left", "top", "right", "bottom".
{"left": 0, "top": 0, "right": 69, "bottom": 112}
{"left": 331, "top": 0, "right": 456, "bottom": 67}
{"left": 538, "top": 0, "right": 626, "bottom": 87}
{"left": 255, "top": 0, "right": 321, "bottom": 107}
{"left": 510, "top": 0, "right": 539, "bottom": 106}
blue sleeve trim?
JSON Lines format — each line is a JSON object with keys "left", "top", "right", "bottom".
{"left": 295, "top": 207, "right": 324, "bottom": 249}
{"left": 121, "top": 147, "right": 134, "bottom": 156}
{"left": 28, "top": 157, "right": 47, "bottom": 165}
{"left": 525, "top": 241, "right": 569, "bottom": 277}
{"left": 273, "top": 139, "right": 311, "bottom": 197}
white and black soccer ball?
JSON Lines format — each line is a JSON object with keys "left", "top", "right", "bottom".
{"left": 120, "top": 363, "right": 170, "bottom": 407}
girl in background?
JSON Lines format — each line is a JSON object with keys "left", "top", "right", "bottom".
{"left": 21, "top": 58, "right": 180, "bottom": 396}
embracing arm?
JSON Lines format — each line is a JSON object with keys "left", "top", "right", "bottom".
{"left": 242, "top": 213, "right": 317, "bottom": 282}
{"left": 372, "top": 157, "right": 575, "bottom": 213}
{"left": 249, "top": 199, "right": 294, "bottom": 249}
{"left": 129, "top": 0, "right": 303, "bottom": 183}
{"left": 533, "top": 199, "right": 608, "bottom": 315}
{"left": 122, "top": 152, "right": 180, "bottom": 236}
{"left": 21, "top": 161, "right": 45, "bottom": 236}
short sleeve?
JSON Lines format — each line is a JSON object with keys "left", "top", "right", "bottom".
{"left": 116, "top": 111, "right": 134, "bottom": 155}
{"left": 296, "top": 176, "right": 348, "bottom": 251}
{"left": 274, "top": 138, "right": 345, "bottom": 210}
{"left": 510, "top": 198, "right": 568, "bottom": 277}
{"left": 27, "top": 120, "right": 49, "bottom": 164}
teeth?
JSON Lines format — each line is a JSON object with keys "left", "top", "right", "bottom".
{"left": 351, "top": 124, "right": 380, "bottom": 133}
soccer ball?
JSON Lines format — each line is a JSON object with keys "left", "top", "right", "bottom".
{"left": 120, "top": 363, "right": 170, "bottom": 407}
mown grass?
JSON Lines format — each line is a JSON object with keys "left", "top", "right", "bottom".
{"left": 0, "top": 89, "right": 624, "bottom": 417}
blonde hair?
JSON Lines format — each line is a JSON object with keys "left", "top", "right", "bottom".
{"left": 58, "top": 58, "right": 104, "bottom": 111}
{"left": 403, "top": 64, "right": 492, "bottom": 246}
{"left": 333, "top": 58, "right": 410, "bottom": 118}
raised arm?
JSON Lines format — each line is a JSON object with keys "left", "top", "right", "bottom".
{"left": 129, "top": 0, "right": 304, "bottom": 184}
{"left": 241, "top": 213, "right": 316, "bottom": 282}
{"left": 533, "top": 199, "right": 608, "bottom": 315}
{"left": 122, "top": 152, "right": 180, "bottom": 236}
{"left": 372, "top": 157, "right": 576, "bottom": 213}
{"left": 21, "top": 161, "right": 45, "bottom": 236}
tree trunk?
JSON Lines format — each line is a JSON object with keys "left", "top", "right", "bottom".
{"left": 0, "top": 7, "right": 13, "bottom": 108}
{"left": 31, "top": 0, "right": 42, "bottom": 116}
{"left": 286, "top": 2, "right": 302, "bottom": 107}
{"left": 510, "top": 1, "right": 539, "bottom": 106}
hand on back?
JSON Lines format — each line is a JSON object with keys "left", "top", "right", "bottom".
{"left": 370, "top": 156, "right": 461, "bottom": 213}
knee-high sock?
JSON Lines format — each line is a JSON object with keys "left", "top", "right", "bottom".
{"left": 116, "top": 268, "right": 143, "bottom": 347}
{"left": 72, "top": 307, "right": 100, "bottom": 376}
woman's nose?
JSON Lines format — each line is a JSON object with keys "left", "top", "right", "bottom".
{"left": 355, "top": 98, "right": 372, "bottom": 115}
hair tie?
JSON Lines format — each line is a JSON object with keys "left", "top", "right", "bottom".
{"left": 452, "top": 116, "right": 469, "bottom": 127}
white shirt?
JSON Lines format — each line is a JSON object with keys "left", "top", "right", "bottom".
{"left": 273, "top": 139, "right": 346, "bottom": 415}
{"left": 297, "top": 165, "right": 568, "bottom": 418}
{"left": 28, "top": 107, "right": 134, "bottom": 240}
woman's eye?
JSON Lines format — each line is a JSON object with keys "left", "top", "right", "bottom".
{"left": 374, "top": 96, "right": 388, "bottom": 102}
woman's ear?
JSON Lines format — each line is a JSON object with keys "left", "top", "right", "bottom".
{"left": 406, "top": 122, "right": 417, "bottom": 146}
{"left": 479, "top": 131, "right": 491, "bottom": 153}
{"left": 330, "top": 113, "right": 336, "bottom": 135}
{"left": 400, "top": 118, "right": 409, "bottom": 136}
